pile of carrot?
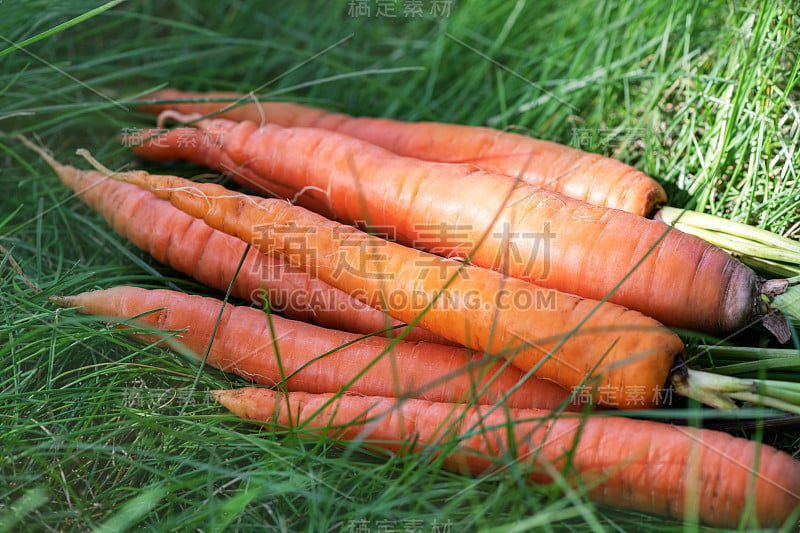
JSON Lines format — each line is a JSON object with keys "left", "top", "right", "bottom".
{"left": 23, "top": 88, "right": 800, "bottom": 527}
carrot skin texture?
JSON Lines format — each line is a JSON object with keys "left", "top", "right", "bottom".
{"left": 214, "top": 388, "right": 800, "bottom": 529}
{"left": 109, "top": 169, "right": 683, "bottom": 408}
{"left": 132, "top": 118, "right": 757, "bottom": 334}
{"left": 60, "top": 286, "right": 572, "bottom": 410}
{"left": 136, "top": 89, "right": 667, "bottom": 217}
{"left": 43, "top": 158, "right": 446, "bottom": 343}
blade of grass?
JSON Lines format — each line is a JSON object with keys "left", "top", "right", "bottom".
{"left": 0, "top": 0, "right": 125, "bottom": 59}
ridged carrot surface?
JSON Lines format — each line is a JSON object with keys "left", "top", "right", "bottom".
{"left": 98, "top": 164, "right": 685, "bottom": 409}
{"left": 29, "top": 144, "right": 445, "bottom": 343}
{"left": 132, "top": 118, "right": 758, "bottom": 334}
{"left": 136, "top": 88, "right": 667, "bottom": 217}
{"left": 213, "top": 388, "right": 800, "bottom": 529}
{"left": 53, "top": 287, "right": 572, "bottom": 410}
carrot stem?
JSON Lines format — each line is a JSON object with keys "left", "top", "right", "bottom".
{"left": 47, "top": 295, "right": 78, "bottom": 307}
{"left": 657, "top": 206, "right": 800, "bottom": 253}
{"left": 739, "top": 256, "right": 800, "bottom": 278}
{"left": 700, "top": 345, "right": 800, "bottom": 361}
{"left": 691, "top": 345, "right": 800, "bottom": 385}
{"left": 705, "top": 360, "right": 800, "bottom": 377}
{"left": 656, "top": 206, "right": 800, "bottom": 274}
{"left": 729, "top": 393, "right": 800, "bottom": 414}
{"left": 658, "top": 205, "right": 800, "bottom": 329}
{"left": 679, "top": 226, "right": 798, "bottom": 264}
{"left": 673, "top": 369, "right": 800, "bottom": 414}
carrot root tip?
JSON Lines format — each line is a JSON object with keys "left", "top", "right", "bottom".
{"left": 48, "top": 295, "right": 78, "bottom": 307}
{"left": 76, "top": 149, "right": 116, "bottom": 176}
{"left": 16, "top": 134, "right": 66, "bottom": 172}
{"left": 75, "top": 149, "right": 147, "bottom": 186}
{"left": 211, "top": 389, "right": 246, "bottom": 410}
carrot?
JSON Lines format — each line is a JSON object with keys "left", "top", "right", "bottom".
{"left": 130, "top": 114, "right": 761, "bottom": 335}
{"left": 136, "top": 91, "right": 800, "bottom": 324}
{"left": 135, "top": 88, "right": 667, "bottom": 217}
{"left": 213, "top": 388, "right": 800, "bottom": 528}
{"left": 50, "top": 286, "right": 572, "bottom": 410}
{"left": 20, "top": 138, "right": 445, "bottom": 344}
{"left": 80, "top": 152, "right": 685, "bottom": 409}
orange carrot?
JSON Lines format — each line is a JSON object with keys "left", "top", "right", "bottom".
{"left": 130, "top": 115, "right": 759, "bottom": 335}
{"left": 50, "top": 286, "right": 572, "bottom": 411}
{"left": 20, "top": 138, "right": 445, "bottom": 344}
{"left": 135, "top": 88, "right": 667, "bottom": 217}
{"left": 213, "top": 388, "right": 800, "bottom": 529}
{"left": 83, "top": 154, "right": 685, "bottom": 409}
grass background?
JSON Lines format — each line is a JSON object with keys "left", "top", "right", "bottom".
{"left": 1, "top": 0, "right": 799, "bottom": 531}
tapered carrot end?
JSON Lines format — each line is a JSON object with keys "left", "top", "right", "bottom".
{"left": 16, "top": 135, "right": 71, "bottom": 175}
{"left": 48, "top": 295, "right": 79, "bottom": 307}
{"left": 75, "top": 148, "right": 151, "bottom": 189}
{"left": 211, "top": 388, "right": 289, "bottom": 424}
{"left": 211, "top": 388, "right": 262, "bottom": 421}
{"left": 210, "top": 389, "right": 227, "bottom": 402}
{"left": 211, "top": 388, "right": 245, "bottom": 408}
{"left": 17, "top": 135, "right": 113, "bottom": 196}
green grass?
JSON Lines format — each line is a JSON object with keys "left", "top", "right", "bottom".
{"left": 1, "top": 0, "right": 799, "bottom": 531}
